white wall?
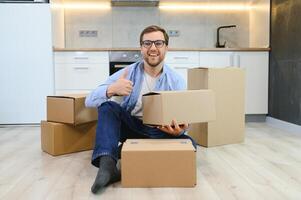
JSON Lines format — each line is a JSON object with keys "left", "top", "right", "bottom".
{"left": 249, "top": 0, "right": 270, "bottom": 47}
{"left": 51, "top": 0, "right": 65, "bottom": 48}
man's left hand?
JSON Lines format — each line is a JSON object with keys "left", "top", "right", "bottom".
{"left": 157, "top": 119, "right": 188, "bottom": 136}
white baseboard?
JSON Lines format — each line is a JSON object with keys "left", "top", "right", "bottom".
{"left": 266, "top": 117, "right": 301, "bottom": 133}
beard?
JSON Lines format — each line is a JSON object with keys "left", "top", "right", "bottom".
{"left": 144, "top": 51, "right": 164, "bottom": 67}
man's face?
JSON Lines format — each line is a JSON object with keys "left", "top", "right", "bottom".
{"left": 140, "top": 31, "right": 168, "bottom": 68}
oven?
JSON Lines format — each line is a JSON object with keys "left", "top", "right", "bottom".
{"left": 109, "top": 51, "right": 142, "bottom": 75}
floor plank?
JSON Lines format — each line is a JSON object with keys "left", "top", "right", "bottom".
{"left": 0, "top": 122, "right": 300, "bottom": 200}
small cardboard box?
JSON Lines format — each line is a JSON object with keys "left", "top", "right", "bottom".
{"left": 121, "top": 139, "right": 196, "bottom": 188}
{"left": 41, "top": 120, "right": 96, "bottom": 156}
{"left": 47, "top": 94, "right": 97, "bottom": 125}
{"left": 188, "top": 67, "right": 245, "bottom": 147}
{"left": 142, "top": 90, "right": 216, "bottom": 126}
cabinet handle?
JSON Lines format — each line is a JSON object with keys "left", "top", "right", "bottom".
{"left": 74, "top": 57, "right": 89, "bottom": 60}
{"left": 174, "top": 57, "right": 189, "bottom": 60}
{"left": 73, "top": 66, "right": 89, "bottom": 70}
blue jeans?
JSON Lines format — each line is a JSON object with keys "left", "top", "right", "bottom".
{"left": 91, "top": 101, "right": 196, "bottom": 167}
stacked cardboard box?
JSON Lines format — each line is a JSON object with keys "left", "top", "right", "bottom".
{"left": 187, "top": 67, "right": 245, "bottom": 147}
{"left": 41, "top": 94, "right": 98, "bottom": 156}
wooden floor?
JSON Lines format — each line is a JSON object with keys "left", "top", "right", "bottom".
{"left": 0, "top": 122, "right": 300, "bottom": 200}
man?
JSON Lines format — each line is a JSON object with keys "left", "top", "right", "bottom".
{"left": 85, "top": 25, "right": 196, "bottom": 194}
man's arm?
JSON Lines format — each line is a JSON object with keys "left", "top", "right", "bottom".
{"left": 85, "top": 67, "right": 133, "bottom": 108}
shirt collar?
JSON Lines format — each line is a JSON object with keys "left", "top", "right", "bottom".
{"left": 139, "top": 61, "right": 167, "bottom": 82}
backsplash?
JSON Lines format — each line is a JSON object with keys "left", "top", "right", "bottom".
{"left": 52, "top": 0, "right": 270, "bottom": 49}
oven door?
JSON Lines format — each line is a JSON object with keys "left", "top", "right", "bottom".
{"left": 109, "top": 61, "right": 134, "bottom": 75}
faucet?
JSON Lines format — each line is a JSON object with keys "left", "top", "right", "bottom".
{"left": 216, "top": 25, "right": 237, "bottom": 48}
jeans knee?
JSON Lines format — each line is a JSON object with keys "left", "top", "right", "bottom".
{"left": 98, "top": 101, "right": 121, "bottom": 114}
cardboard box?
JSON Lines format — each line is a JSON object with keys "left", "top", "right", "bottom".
{"left": 142, "top": 90, "right": 216, "bottom": 126}
{"left": 41, "top": 120, "right": 96, "bottom": 156}
{"left": 188, "top": 67, "right": 245, "bottom": 147}
{"left": 47, "top": 94, "right": 97, "bottom": 125}
{"left": 121, "top": 139, "right": 196, "bottom": 187}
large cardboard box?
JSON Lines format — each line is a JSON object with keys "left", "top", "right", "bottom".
{"left": 142, "top": 90, "right": 216, "bottom": 126}
{"left": 41, "top": 120, "right": 96, "bottom": 156}
{"left": 121, "top": 139, "right": 196, "bottom": 187}
{"left": 47, "top": 94, "right": 97, "bottom": 125}
{"left": 188, "top": 67, "right": 245, "bottom": 147}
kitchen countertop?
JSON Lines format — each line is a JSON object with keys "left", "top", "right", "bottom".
{"left": 53, "top": 47, "right": 270, "bottom": 52}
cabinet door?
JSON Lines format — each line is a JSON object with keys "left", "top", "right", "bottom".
{"left": 55, "top": 63, "right": 109, "bottom": 90}
{"left": 54, "top": 51, "right": 109, "bottom": 93}
{"left": 54, "top": 52, "right": 109, "bottom": 64}
{"left": 199, "top": 52, "right": 234, "bottom": 68}
{"left": 236, "top": 52, "right": 269, "bottom": 114}
{"left": 165, "top": 51, "right": 199, "bottom": 65}
{"left": 172, "top": 64, "right": 194, "bottom": 86}
{"left": 165, "top": 51, "right": 199, "bottom": 86}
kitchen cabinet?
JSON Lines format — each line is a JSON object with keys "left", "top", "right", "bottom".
{"left": 199, "top": 51, "right": 269, "bottom": 114}
{"left": 235, "top": 52, "right": 269, "bottom": 114}
{"left": 54, "top": 52, "right": 109, "bottom": 95}
{"left": 165, "top": 51, "right": 200, "bottom": 85}
{"left": 199, "top": 52, "right": 234, "bottom": 67}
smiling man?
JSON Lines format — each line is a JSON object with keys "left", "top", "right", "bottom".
{"left": 85, "top": 25, "right": 196, "bottom": 194}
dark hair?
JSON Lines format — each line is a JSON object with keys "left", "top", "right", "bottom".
{"left": 139, "top": 25, "right": 169, "bottom": 46}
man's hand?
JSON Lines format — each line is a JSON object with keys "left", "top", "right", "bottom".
{"left": 107, "top": 68, "right": 133, "bottom": 98}
{"left": 157, "top": 119, "right": 188, "bottom": 136}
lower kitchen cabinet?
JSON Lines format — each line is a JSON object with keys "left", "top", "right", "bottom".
{"left": 235, "top": 52, "right": 269, "bottom": 114}
{"left": 53, "top": 50, "right": 268, "bottom": 115}
{"left": 165, "top": 51, "right": 200, "bottom": 85}
{"left": 199, "top": 52, "right": 234, "bottom": 67}
{"left": 54, "top": 51, "right": 109, "bottom": 95}
{"left": 199, "top": 51, "right": 269, "bottom": 114}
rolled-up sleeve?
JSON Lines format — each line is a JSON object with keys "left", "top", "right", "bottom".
{"left": 85, "top": 84, "right": 110, "bottom": 108}
{"left": 85, "top": 67, "right": 129, "bottom": 108}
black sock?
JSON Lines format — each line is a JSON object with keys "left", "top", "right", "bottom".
{"left": 91, "top": 156, "right": 121, "bottom": 194}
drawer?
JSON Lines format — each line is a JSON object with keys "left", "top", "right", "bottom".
{"left": 166, "top": 63, "right": 199, "bottom": 70}
{"left": 54, "top": 52, "right": 109, "bottom": 64}
{"left": 55, "top": 63, "right": 109, "bottom": 90}
{"left": 165, "top": 51, "right": 199, "bottom": 64}
{"left": 199, "top": 52, "right": 233, "bottom": 68}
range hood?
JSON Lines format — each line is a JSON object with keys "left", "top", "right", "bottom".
{"left": 111, "top": 0, "right": 159, "bottom": 7}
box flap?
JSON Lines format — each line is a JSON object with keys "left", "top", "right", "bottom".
{"left": 194, "top": 67, "right": 209, "bottom": 69}
{"left": 143, "top": 92, "right": 160, "bottom": 96}
{"left": 47, "top": 93, "right": 88, "bottom": 99}
{"left": 143, "top": 90, "right": 201, "bottom": 97}
{"left": 122, "top": 139, "right": 195, "bottom": 152}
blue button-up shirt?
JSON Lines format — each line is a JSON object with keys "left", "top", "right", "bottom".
{"left": 85, "top": 61, "right": 186, "bottom": 113}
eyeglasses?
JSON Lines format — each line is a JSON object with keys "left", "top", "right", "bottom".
{"left": 141, "top": 40, "right": 166, "bottom": 48}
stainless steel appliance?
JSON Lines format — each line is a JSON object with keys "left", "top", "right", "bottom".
{"left": 109, "top": 51, "right": 142, "bottom": 75}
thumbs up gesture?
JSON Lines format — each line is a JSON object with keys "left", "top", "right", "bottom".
{"left": 107, "top": 68, "right": 133, "bottom": 97}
